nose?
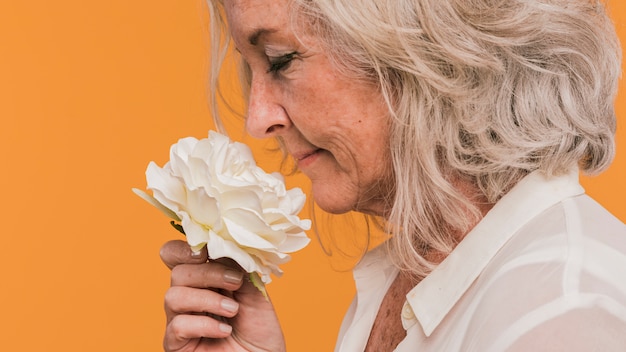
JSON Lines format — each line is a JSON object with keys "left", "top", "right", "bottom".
{"left": 245, "top": 76, "right": 292, "bottom": 139}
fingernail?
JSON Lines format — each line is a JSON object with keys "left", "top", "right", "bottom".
{"left": 224, "top": 269, "right": 243, "bottom": 284}
{"left": 219, "top": 323, "right": 232, "bottom": 334}
{"left": 190, "top": 250, "right": 202, "bottom": 258}
{"left": 221, "top": 299, "right": 239, "bottom": 313}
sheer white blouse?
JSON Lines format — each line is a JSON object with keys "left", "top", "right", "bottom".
{"left": 335, "top": 170, "right": 626, "bottom": 351}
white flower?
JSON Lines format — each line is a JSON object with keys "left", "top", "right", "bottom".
{"left": 134, "top": 131, "right": 311, "bottom": 284}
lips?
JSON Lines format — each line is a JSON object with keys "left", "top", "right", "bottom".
{"left": 293, "top": 149, "right": 322, "bottom": 168}
{"left": 294, "top": 149, "right": 319, "bottom": 161}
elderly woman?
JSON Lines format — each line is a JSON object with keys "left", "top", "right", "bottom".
{"left": 160, "top": 0, "right": 626, "bottom": 351}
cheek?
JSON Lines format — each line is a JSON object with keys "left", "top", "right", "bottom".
{"left": 355, "top": 119, "right": 392, "bottom": 170}
{"left": 355, "top": 118, "right": 394, "bottom": 191}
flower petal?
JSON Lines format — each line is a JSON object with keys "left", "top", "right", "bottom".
{"left": 146, "top": 162, "right": 186, "bottom": 211}
{"left": 185, "top": 188, "right": 220, "bottom": 229}
{"left": 138, "top": 131, "right": 311, "bottom": 286}
{"left": 180, "top": 213, "right": 206, "bottom": 241}
{"left": 206, "top": 227, "right": 262, "bottom": 273}
{"left": 132, "top": 188, "right": 181, "bottom": 221}
{"left": 275, "top": 232, "right": 310, "bottom": 253}
{"left": 222, "top": 215, "right": 277, "bottom": 250}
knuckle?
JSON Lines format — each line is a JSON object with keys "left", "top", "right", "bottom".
{"left": 164, "top": 287, "right": 182, "bottom": 311}
{"left": 201, "top": 293, "right": 221, "bottom": 313}
{"left": 198, "top": 317, "right": 211, "bottom": 332}
{"left": 170, "top": 264, "right": 183, "bottom": 277}
{"left": 168, "top": 315, "right": 187, "bottom": 339}
{"left": 202, "top": 263, "right": 220, "bottom": 282}
{"left": 170, "top": 264, "right": 188, "bottom": 285}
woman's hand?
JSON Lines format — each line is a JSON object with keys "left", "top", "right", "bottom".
{"left": 161, "top": 240, "right": 286, "bottom": 352}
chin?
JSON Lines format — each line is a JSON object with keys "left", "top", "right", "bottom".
{"left": 312, "top": 188, "right": 386, "bottom": 216}
{"left": 311, "top": 186, "right": 355, "bottom": 215}
{"left": 314, "top": 197, "right": 354, "bottom": 215}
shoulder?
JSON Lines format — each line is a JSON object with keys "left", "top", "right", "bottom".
{"left": 463, "top": 194, "right": 626, "bottom": 350}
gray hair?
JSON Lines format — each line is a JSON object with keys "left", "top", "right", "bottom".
{"left": 207, "top": 0, "right": 622, "bottom": 278}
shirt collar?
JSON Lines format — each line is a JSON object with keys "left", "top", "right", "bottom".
{"left": 405, "top": 169, "right": 584, "bottom": 336}
{"left": 353, "top": 243, "right": 398, "bottom": 293}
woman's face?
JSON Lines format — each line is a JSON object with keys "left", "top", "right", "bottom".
{"left": 224, "top": 0, "right": 392, "bottom": 216}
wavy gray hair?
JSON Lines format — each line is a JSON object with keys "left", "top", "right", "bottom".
{"left": 207, "top": 0, "right": 622, "bottom": 278}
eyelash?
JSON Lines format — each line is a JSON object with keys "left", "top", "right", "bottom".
{"left": 267, "top": 52, "right": 297, "bottom": 74}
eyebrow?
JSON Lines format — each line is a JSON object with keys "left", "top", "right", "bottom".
{"left": 248, "top": 28, "right": 277, "bottom": 46}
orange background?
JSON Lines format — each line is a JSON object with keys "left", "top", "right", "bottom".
{"left": 0, "top": 1, "right": 624, "bottom": 351}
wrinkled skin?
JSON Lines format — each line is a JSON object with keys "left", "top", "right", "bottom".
{"left": 161, "top": 240, "right": 285, "bottom": 351}
{"left": 162, "top": 0, "right": 393, "bottom": 348}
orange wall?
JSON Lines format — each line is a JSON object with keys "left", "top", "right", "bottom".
{"left": 0, "top": 1, "right": 623, "bottom": 351}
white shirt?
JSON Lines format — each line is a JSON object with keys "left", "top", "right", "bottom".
{"left": 335, "top": 170, "right": 626, "bottom": 351}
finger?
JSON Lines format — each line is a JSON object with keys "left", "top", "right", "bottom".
{"left": 164, "top": 286, "right": 240, "bottom": 323}
{"left": 171, "top": 262, "right": 244, "bottom": 291}
{"left": 160, "top": 240, "right": 208, "bottom": 269}
{"left": 164, "top": 314, "right": 233, "bottom": 351}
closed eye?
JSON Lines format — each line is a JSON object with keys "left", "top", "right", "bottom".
{"left": 267, "top": 52, "right": 297, "bottom": 74}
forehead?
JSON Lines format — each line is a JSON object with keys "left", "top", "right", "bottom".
{"left": 223, "top": 0, "right": 291, "bottom": 40}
